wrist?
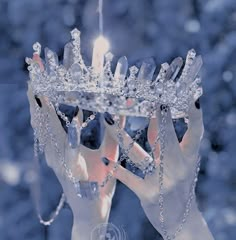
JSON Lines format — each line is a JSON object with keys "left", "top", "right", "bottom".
{"left": 173, "top": 204, "right": 214, "bottom": 240}
{"left": 71, "top": 197, "right": 112, "bottom": 240}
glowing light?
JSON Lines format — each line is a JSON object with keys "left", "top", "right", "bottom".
{"left": 94, "top": 35, "right": 110, "bottom": 54}
{"left": 92, "top": 35, "right": 110, "bottom": 73}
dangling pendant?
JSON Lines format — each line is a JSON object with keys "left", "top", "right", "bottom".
{"left": 68, "top": 119, "right": 80, "bottom": 149}
{"left": 74, "top": 181, "right": 99, "bottom": 200}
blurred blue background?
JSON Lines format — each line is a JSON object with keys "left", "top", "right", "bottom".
{"left": 0, "top": 0, "right": 236, "bottom": 239}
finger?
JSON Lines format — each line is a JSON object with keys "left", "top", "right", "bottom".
{"left": 156, "top": 105, "right": 182, "bottom": 155}
{"left": 27, "top": 83, "right": 37, "bottom": 124}
{"left": 180, "top": 99, "right": 204, "bottom": 161}
{"left": 147, "top": 117, "right": 160, "bottom": 162}
{"left": 103, "top": 114, "right": 153, "bottom": 170}
{"left": 105, "top": 160, "right": 145, "bottom": 197}
{"left": 101, "top": 113, "right": 126, "bottom": 162}
{"left": 155, "top": 105, "right": 185, "bottom": 176}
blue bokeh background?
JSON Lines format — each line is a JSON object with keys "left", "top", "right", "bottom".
{"left": 0, "top": 0, "right": 236, "bottom": 239}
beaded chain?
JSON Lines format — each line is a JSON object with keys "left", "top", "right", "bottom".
{"left": 33, "top": 102, "right": 97, "bottom": 225}
{"left": 33, "top": 101, "right": 200, "bottom": 233}
{"left": 33, "top": 106, "right": 67, "bottom": 226}
{"left": 158, "top": 106, "right": 201, "bottom": 239}
{"left": 100, "top": 103, "right": 159, "bottom": 186}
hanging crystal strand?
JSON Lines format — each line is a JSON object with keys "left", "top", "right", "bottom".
{"left": 33, "top": 127, "right": 66, "bottom": 226}
{"left": 158, "top": 106, "right": 202, "bottom": 239}
{"left": 138, "top": 103, "right": 158, "bottom": 175}
{"left": 101, "top": 105, "right": 159, "bottom": 187}
{"left": 54, "top": 102, "right": 96, "bottom": 148}
{"left": 45, "top": 110, "right": 99, "bottom": 199}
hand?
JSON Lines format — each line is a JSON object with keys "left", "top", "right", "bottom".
{"left": 104, "top": 102, "right": 214, "bottom": 240}
{"left": 27, "top": 54, "right": 125, "bottom": 240}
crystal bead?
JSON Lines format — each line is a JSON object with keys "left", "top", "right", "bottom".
{"left": 90, "top": 115, "right": 95, "bottom": 120}
{"left": 25, "top": 57, "right": 33, "bottom": 65}
{"left": 105, "top": 52, "right": 114, "bottom": 62}
{"left": 71, "top": 28, "right": 81, "bottom": 40}
{"left": 129, "top": 65, "right": 139, "bottom": 74}
{"left": 33, "top": 42, "right": 41, "bottom": 55}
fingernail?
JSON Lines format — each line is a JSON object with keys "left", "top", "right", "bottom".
{"left": 34, "top": 95, "right": 42, "bottom": 108}
{"left": 104, "top": 112, "right": 114, "bottom": 125}
{"left": 160, "top": 104, "right": 168, "bottom": 112}
{"left": 101, "top": 157, "right": 110, "bottom": 166}
{"left": 195, "top": 98, "right": 201, "bottom": 109}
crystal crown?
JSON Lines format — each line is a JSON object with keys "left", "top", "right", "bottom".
{"left": 26, "top": 28, "right": 203, "bottom": 118}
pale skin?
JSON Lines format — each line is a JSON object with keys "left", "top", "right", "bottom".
{"left": 28, "top": 54, "right": 214, "bottom": 240}
{"left": 103, "top": 102, "right": 215, "bottom": 240}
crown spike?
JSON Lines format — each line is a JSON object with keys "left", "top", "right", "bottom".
{"left": 137, "top": 58, "right": 156, "bottom": 82}
{"left": 114, "top": 56, "right": 128, "bottom": 89}
{"left": 45, "top": 48, "right": 59, "bottom": 72}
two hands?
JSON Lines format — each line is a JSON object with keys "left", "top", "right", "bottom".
{"left": 27, "top": 54, "right": 214, "bottom": 240}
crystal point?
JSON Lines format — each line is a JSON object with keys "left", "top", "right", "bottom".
{"left": 63, "top": 42, "right": 74, "bottom": 69}
{"left": 186, "top": 55, "right": 203, "bottom": 83}
{"left": 168, "top": 57, "right": 183, "bottom": 80}
{"left": 71, "top": 28, "right": 81, "bottom": 40}
{"left": 114, "top": 56, "right": 128, "bottom": 80}
{"left": 45, "top": 48, "right": 58, "bottom": 71}
{"left": 137, "top": 57, "right": 156, "bottom": 82}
